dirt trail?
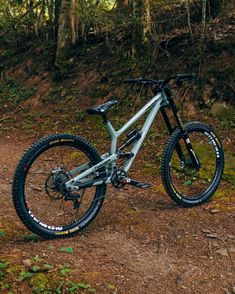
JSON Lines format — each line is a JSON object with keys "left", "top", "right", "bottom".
{"left": 0, "top": 133, "right": 234, "bottom": 293}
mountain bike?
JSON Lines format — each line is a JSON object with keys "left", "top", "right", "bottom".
{"left": 12, "top": 74, "right": 224, "bottom": 239}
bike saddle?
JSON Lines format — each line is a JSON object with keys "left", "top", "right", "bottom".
{"left": 86, "top": 98, "right": 118, "bottom": 115}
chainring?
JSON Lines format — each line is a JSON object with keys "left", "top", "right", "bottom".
{"left": 111, "top": 169, "right": 127, "bottom": 189}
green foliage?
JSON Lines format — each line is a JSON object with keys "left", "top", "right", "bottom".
{"left": 43, "top": 263, "right": 53, "bottom": 271}
{"left": 107, "top": 283, "right": 116, "bottom": 290}
{"left": 75, "top": 111, "right": 86, "bottom": 122}
{"left": 22, "top": 234, "right": 39, "bottom": 242}
{"left": 58, "top": 247, "right": 74, "bottom": 253}
{"left": 32, "top": 266, "right": 40, "bottom": 273}
{"left": 47, "top": 244, "right": 55, "bottom": 250}
{"left": 33, "top": 255, "right": 42, "bottom": 263}
{"left": 184, "top": 180, "right": 193, "bottom": 187}
{"left": 0, "top": 281, "right": 10, "bottom": 290}
{"left": 60, "top": 267, "right": 71, "bottom": 276}
{"left": 18, "top": 271, "right": 34, "bottom": 282}
{"left": 0, "top": 230, "right": 5, "bottom": 237}
{"left": 0, "top": 76, "right": 34, "bottom": 107}
{"left": 30, "top": 273, "right": 48, "bottom": 293}
{"left": 0, "top": 263, "right": 9, "bottom": 290}
{"left": 0, "top": 258, "right": 98, "bottom": 294}
{"left": 0, "top": 263, "right": 8, "bottom": 270}
{"left": 210, "top": 103, "right": 235, "bottom": 129}
{"left": 56, "top": 280, "right": 93, "bottom": 293}
{"left": 223, "top": 152, "right": 235, "bottom": 185}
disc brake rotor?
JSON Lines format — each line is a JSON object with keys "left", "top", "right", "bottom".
{"left": 180, "top": 156, "right": 199, "bottom": 176}
{"left": 45, "top": 168, "right": 70, "bottom": 200}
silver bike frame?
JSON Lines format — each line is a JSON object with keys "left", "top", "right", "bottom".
{"left": 65, "top": 92, "right": 166, "bottom": 191}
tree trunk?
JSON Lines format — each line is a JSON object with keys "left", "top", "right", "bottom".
{"left": 142, "top": 0, "right": 151, "bottom": 42}
{"left": 131, "top": 0, "right": 151, "bottom": 57}
{"left": 55, "top": 0, "right": 79, "bottom": 66}
{"left": 186, "top": 0, "right": 193, "bottom": 40}
{"left": 207, "top": 0, "right": 222, "bottom": 18}
{"left": 116, "top": 0, "right": 129, "bottom": 11}
{"left": 70, "top": 0, "right": 79, "bottom": 45}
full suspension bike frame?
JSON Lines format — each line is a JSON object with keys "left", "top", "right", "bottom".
{"left": 64, "top": 77, "right": 199, "bottom": 193}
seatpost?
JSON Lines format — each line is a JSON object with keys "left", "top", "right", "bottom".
{"left": 102, "top": 114, "right": 108, "bottom": 124}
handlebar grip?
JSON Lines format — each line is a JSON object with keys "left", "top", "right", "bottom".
{"left": 175, "top": 73, "right": 198, "bottom": 87}
{"left": 177, "top": 73, "right": 198, "bottom": 80}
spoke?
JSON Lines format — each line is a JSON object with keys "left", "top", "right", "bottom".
{"left": 73, "top": 205, "right": 79, "bottom": 223}
{"left": 79, "top": 189, "right": 85, "bottom": 206}
{"left": 61, "top": 198, "right": 67, "bottom": 226}
{"left": 60, "top": 149, "right": 64, "bottom": 168}
{"left": 38, "top": 197, "right": 54, "bottom": 221}
{"left": 24, "top": 143, "right": 99, "bottom": 229}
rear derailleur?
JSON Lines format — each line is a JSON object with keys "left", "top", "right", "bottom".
{"left": 45, "top": 167, "right": 81, "bottom": 209}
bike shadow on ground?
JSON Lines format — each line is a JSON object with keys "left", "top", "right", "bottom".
{"left": 125, "top": 193, "right": 180, "bottom": 212}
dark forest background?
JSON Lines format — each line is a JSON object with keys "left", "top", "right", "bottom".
{"left": 0, "top": 0, "right": 235, "bottom": 127}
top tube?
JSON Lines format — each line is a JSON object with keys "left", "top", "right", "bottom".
{"left": 106, "top": 92, "right": 164, "bottom": 155}
{"left": 116, "top": 92, "right": 163, "bottom": 136}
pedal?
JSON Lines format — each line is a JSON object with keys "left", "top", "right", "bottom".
{"left": 122, "top": 178, "right": 152, "bottom": 189}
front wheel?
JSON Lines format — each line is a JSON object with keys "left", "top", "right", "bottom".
{"left": 161, "top": 122, "right": 224, "bottom": 207}
{"left": 12, "top": 134, "right": 106, "bottom": 239}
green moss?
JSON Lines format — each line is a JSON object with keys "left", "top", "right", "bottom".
{"left": 214, "top": 189, "right": 230, "bottom": 199}
{"left": 223, "top": 152, "right": 235, "bottom": 185}
{"left": 210, "top": 103, "right": 235, "bottom": 124}
{"left": 0, "top": 260, "right": 23, "bottom": 293}
{"left": 6, "top": 265, "right": 23, "bottom": 275}
{"left": 125, "top": 209, "right": 141, "bottom": 215}
{"left": 29, "top": 273, "right": 48, "bottom": 293}
{"left": 0, "top": 76, "right": 34, "bottom": 106}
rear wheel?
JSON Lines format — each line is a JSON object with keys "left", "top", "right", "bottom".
{"left": 12, "top": 134, "right": 106, "bottom": 239}
{"left": 161, "top": 122, "right": 224, "bottom": 207}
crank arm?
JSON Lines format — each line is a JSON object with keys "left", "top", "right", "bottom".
{"left": 122, "top": 178, "right": 152, "bottom": 189}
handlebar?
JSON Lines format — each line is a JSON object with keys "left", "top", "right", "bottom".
{"left": 123, "top": 78, "right": 158, "bottom": 85}
{"left": 123, "top": 73, "right": 198, "bottom": 88}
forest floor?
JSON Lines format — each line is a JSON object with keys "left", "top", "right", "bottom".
{"left": 0, "top": 106, "right": 234, "bottom": 293}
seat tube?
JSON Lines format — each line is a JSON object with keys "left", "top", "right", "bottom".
{"left": 106, "top": 121, "right": 117, "bottom": 154}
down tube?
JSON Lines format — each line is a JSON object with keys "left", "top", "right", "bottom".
{"left": 124, "top": 99, "right": 162, "bottom": 172}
